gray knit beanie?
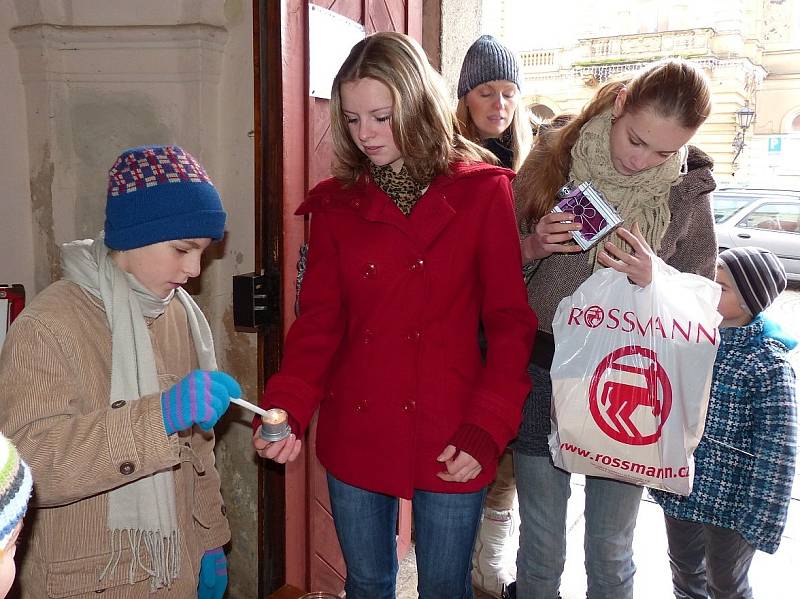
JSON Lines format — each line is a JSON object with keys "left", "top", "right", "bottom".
{"left": 717, "top": 246, "right": 787, "bottom": 316}
{"left": 457, "top": 35, "right": 521, "bottom": 98}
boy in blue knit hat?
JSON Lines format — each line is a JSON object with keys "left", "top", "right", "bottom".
{"left": 0, "top": 145, "right": 239, "bottom": 598}
{"left": 652, "top": 246, "right": 797, "bottom": 598}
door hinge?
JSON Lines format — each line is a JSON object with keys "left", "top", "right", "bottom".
{"left": 232, "top": 270, "right": 280, "bottom": 331}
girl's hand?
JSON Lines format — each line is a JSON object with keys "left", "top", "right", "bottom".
{"left": 436, "top": 445, "right": 482, "bottom": 483}
{"left": 522, "top": 211, "right": 583, "bottom": 261}
{"left": 597, "top": 223, "right": 655, "bottom": 287}
{"left": 253, "top": 428, "right": 303, "bottom": 464}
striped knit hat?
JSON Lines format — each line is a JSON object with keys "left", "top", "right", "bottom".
{"left": 717, "top": 247, "right": 787, "bottom": 316}
{"left": 457, "top": 35, "right": 521, "bottom": 98}
{"left": 0, "top": 433, "right": 32, "bottom": 550}
{"left": 104, "top": 145, "right": 226, "bottom": 251}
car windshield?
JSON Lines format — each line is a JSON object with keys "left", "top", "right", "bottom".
{"left": 713, "top": 195, "right": 753, "bottom": 223}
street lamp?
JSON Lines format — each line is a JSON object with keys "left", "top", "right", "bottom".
{"left": 731, "top": 105, "right": 756, "bottom": 165}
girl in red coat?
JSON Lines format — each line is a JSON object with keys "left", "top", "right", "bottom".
{"left": 254, "top": 31, "right": 536, "bottom": 599}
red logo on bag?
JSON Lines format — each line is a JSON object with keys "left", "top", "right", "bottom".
{"left": 584, "top": 305, "right": 604, "bottom": 328}
{"left": 589, "top": 346, "right": 672, "bottom": 445}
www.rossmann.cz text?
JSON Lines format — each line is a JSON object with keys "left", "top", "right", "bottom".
{"left": 560, "top": 442, "right": 690, "bottom": 479}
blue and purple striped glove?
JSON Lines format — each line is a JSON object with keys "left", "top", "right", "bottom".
{"left": 198, "top": 547, "right": 227, "bottom": 599}
{"left": 161, "top": 370, "right": 240, "bottom": 435}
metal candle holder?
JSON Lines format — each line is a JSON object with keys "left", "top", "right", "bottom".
{"left": 259, "top": 408, "right": 292, "bottom": 442}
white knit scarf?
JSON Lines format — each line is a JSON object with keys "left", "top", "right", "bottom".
{"left": 60, "top": 233, "right": 218, "bottom": 590}
{"left": 570, "top": 110, "right": 687, "bottom": 270}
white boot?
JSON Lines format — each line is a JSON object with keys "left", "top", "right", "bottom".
{"left": 472, "top": 507, "right": 516, "bottom": 598}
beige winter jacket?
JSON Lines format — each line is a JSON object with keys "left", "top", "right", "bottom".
{"left": 0, "top": 281, "right": 230, "bottom": 598}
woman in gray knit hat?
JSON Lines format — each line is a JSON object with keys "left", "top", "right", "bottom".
{"left": 457, "top": 34, "right": 532, "bottom": 599}
{"left": 456, "top": 35, "right": 532, "bottom": 173}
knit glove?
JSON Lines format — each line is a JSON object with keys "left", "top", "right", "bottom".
{"left": 198, "top": 547, "right": 227, "bottom": 599}
{"left": 161, "top": 370, "right": 241, "bottom": 435}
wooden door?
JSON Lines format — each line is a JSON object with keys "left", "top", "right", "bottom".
{"left": 255, "top": 1, "right": 424, "bottom": 596}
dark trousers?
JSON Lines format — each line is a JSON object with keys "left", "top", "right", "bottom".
{"left": 664, "top": 515, "right": 756, "bottom": 599}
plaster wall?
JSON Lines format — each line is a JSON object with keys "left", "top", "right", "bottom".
{"left": 0, "top": 1, "right": 34, "bottom": 293}
{"left": 439, "top": 0, "right": 482, "bottom": 99}
{"left": 1, "top": 1, "right": 257, "bottom": 597}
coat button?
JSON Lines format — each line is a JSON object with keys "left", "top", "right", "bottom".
{"left": 327, "top": 391, "right": 335, "bottom": 401}
{"left": 354, "top": 400, "right": 367, "bottom": 413}
{"left": 405, "top": 330, "right": 421, "bottom": 343}
{"left": 111, "top": 400, "right": 126, "bottom": 409}
{"left": 119, "top": 462, "right": 135, "bottom": 475}
{"left": 363, "top": 263, "right": 377, "bottom": 279}
{"left": 351, "top": 199, "right": 361, "bottom": 209}
{"left": 401, "top": 401, "right": 415, "bottom": 412}
{"left": 409, "top": 259, "right": 424, "bottom": 272}
{"left": 362, "top": 329, "right": 374, "bottom": 344}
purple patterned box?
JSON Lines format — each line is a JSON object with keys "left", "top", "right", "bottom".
{"left": 551, "top": 181, "right": 623, "bottom": 251}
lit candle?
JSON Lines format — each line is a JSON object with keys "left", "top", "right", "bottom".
{"left": 260, "top": 408, "right": 291, "bottom": 442}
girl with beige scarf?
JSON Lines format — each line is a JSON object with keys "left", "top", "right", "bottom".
{"left": 512, "top": 59, "right": 714, "bottom": 599}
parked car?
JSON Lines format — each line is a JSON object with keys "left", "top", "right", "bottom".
{"left": 713, "top": 187, "right": 800, "bottom": 282}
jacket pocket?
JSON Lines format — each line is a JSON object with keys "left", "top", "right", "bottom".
{"left": 696, "top": 439, "right": 753, "bottom": 511}
{"left": 192, "top": 487, "right": 222, "bottom": 530}
{"left": 46, "top": 548, "right": 149, "bottom": 597}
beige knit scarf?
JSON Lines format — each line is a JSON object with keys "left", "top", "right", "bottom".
{"left": 570, "top": 110, "right": 686, "bottom": 270}
{"left": 61, "top": 233, "right": 218, "bottom": 591}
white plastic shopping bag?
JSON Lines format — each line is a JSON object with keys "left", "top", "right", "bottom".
{"left": 548, "top": 258, "right": 721, "bottom": 495}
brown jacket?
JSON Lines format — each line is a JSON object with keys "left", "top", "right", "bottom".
{"left": 0, "top": 281, "right": 230, "bottom": 598}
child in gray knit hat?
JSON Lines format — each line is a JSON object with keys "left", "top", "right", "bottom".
{"left": 456, "top": 35, "right": 531, "bottom": 173}
{"left": 652, "top": 246, "right": 797, "bottom": 598}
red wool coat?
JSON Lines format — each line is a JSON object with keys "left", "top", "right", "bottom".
{"left": 262, "top": 161, "right": 537, "bottom": 498}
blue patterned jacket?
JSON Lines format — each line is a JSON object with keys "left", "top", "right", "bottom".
{"left": 652, "top": 315, "right": 797, "bottom": 553}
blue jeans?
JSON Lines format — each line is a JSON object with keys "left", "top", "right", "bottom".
{"left": 664, "top": 515, "right": 755, "bottom": 599}
{"left": 514, "top": 453, "right": 643, "bottom": 599}
{"left": 327, "top": 473, "right": 486, "bottom": 599}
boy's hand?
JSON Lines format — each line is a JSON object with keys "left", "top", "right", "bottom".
{"left": 197, "top": 547, "right": 227, "bottom": 599}
{"left": 160, "top": 370, "right": 240, "bottom": 435}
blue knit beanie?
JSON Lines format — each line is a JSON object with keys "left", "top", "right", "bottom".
{"left": 104, "top": 145, "right": 226, "bottom": 250}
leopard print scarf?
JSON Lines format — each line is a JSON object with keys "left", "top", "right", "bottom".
{"left": 369, "top": 162, "right": 429, "bottom": 216}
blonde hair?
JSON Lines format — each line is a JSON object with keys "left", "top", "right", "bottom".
{"left": 330, "top": 31, "right": 494, "bottom": 184}
{"left": 456, "top": 92, "right": 532, "bottom": 171}
{"left": 518, "top": 59, "right": 711, "bottom": 221}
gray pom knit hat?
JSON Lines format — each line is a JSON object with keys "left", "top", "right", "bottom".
{"left": 457, "top": 35, "right": 521, "bottom": 98}
{"left": 717, "top": 246, "right": 787, "bottom": 316}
